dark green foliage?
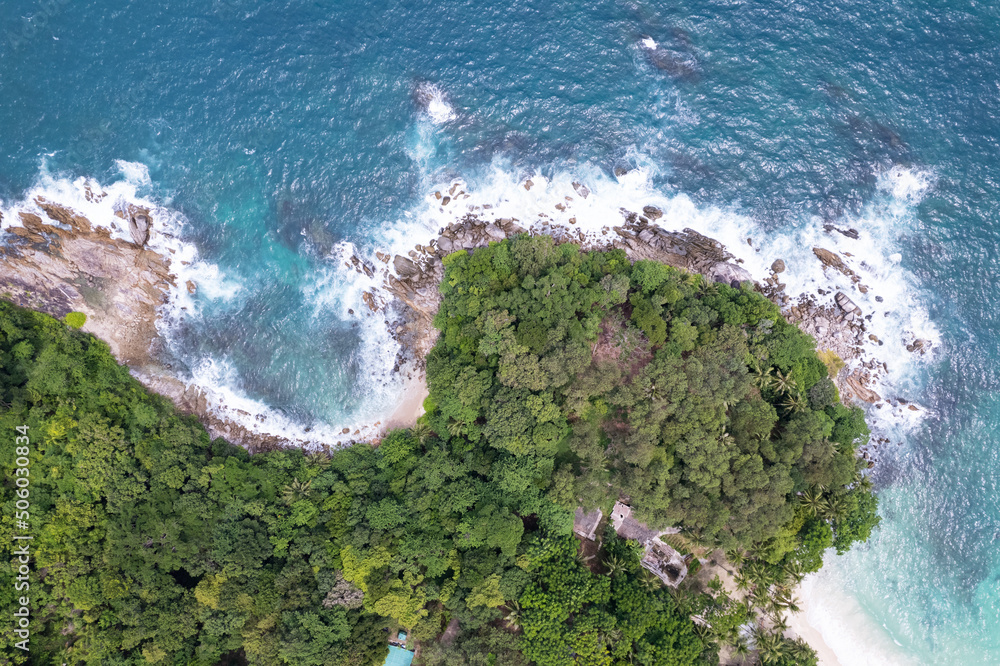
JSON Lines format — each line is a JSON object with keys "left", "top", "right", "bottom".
{"left": 518, "top": 534, "right": 703, "bottom": 666}
{"left": 426, "top": 236, "right": 882, "bottom": 596}
{"left": 0, "top": 302, "right": 390, "bottom": 666}
{"left": 1, "top": 233, "right": 880, "bottom": 665}
{"left": 807, "top": 377, "right": 838, "bottom": 410}
{"left": 831, "top": 484, "right": 881, "bottom": 554}
{"left": 427, "top": 236, "right": 875, "bottom": 557}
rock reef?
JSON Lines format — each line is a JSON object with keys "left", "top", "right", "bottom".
{"left": 2, "top": 190, "right": 922, "bottom": 452}
{"left": 372, "top": 208, "right": 890, "bottom": 412}
{"left": 0, "top": 199, "right": 171, "bottom": 367}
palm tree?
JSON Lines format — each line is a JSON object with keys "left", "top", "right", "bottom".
{"left": 823, "top": 496, "right": 848, "bottom": 522}
{"left": 639, "top": 569, "right": 662, "bottom": 591}
{"left": 281, "top": 477, "right": 313, "bottom": 504}
{"left": 644, "top": 382, "right": 661, "bottom": 401}
{"left": 693, "top": 622, "right": 714, "bottom": 645}
{"left": 410, "top": 421, "right": 434, "bottom": 446}
{"left": 603, "top": 554, "right": 626, "bottom": 576}
{"left": 681, "top": 272, "right": 701, "bottom": 290}
{"left": 447, "top": 419, "right": 467, "bottom": 438}
{"left": 754, "top": 630, "right": 788, "bottom": 665}
{"left": 781, "top": 392, "right": 808, "bottom": 413}
{"left": 699, "top": 280, "right": 720, "bottom": 297}
{"left": 771, "top": 614, "right": 789, "bottom": 634}
{"left": 852, "top": 472, "right": 873, "bottom": 493}
{"left": 750, "top": 586, "right": 770, "bottom": 610}
{"left": 733, "top": 571, "right": 752, "bottom": 592}
{"left": 306, "top": 451, "right": 330, "bottom": 469}
{"left": 746, "top": 561, "right": 771, "bottom": 588}
{"left": 782, "top": 561, "right": 805, "bottom": 585}
{"left": 782, "top": 596, "right": 801, "bottom": 615}
{"left": 750, "top": 362, "right": 774, "bottom": 391}
{"left": 771, "top": 369, "right": 797, "bottom": 394}
{"left": 732, "top": 638, "right": 752, "bottom": 664}
{"left": 599, "top": 627, "right": 624, "bottom": 649}
{"left": 726, "top": 549, "right": 746, "bottom": 568}
{"left": 798, "top": 488, "right": 828, "bottom": 518}
{"left": 788, "top": 638, "right": 817, "bottom": 662}
{"left": 503, "top": 601, "right": 522, "bottom": 629}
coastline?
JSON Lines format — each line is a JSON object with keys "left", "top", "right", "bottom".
{"left": 787, "top": 576, "right": 844, "bottom": 666}
{"left": 1, "top": 178, "right": 928, "bottom": 453}
{"left": 383, "top": 370, "right": 430, "bottom": 432}
{"left": 0, "top": 185, "right": 930, "bottom": 664}
{"left": 788, "top": 568, "right": 917, "bottom": 666}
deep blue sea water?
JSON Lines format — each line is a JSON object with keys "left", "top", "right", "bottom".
{"left": 2, "top": 1, "right": 999, "bottom": 663}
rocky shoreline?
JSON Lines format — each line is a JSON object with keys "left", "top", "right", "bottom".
{"left": 1, "top": 191, "right": 926, "bottom": 455}
{"left": 368, "top": 207, "right": 919, "bottom": 410}
{"left": 0, "top": 197, "right": 300, "bottom": 451}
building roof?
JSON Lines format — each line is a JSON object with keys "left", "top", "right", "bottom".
{"left": 573, "top": 507, "right": 603, "bottom": 541}
{"left": 611, "top": 501, "right": 659, "bottom": 545}
{"left": 383, "top": 646, "right": 414, "bottom": 666}
{"left": 610, "top": 501, "right": 682, "bottom": 545}
{"left": 640, "top": 537, "right": 688, "bottom": 588}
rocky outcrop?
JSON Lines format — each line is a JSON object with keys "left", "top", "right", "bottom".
{"left": 379, "top": 216, "right": 527, "bottom": 362}
{"left": 376, "top": 206, "right": 908, "bottom": 413}
{"left": 2, "top": 189, "right": 919, "bottom": 453}
{"left": 0, "top": 199, "right": 172, "bottom": 367}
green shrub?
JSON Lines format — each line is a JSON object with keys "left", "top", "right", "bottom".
{"left": 64, "top": 311, "right": 87, "bottom": 328}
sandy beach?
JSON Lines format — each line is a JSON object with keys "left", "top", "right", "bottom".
{"left": 384, "top": 373, "right": 430, "bottom": 431}
{"left": 787, "top": 576, "right": 844, "bottom": 666}
{"left": 787, "top": 570, "right": 917, "bottom": 666}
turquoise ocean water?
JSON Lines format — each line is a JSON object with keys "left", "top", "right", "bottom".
{"left": 1, "top": 1, "right": 998, "bottom": 662}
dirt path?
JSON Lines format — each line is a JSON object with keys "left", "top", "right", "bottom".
{"left": 440, "top": 617, "right": 460, "bottom": 646}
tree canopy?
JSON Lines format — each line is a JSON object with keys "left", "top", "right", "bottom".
{"left": 0, "top": 236, "right": 878, "bottom": 665}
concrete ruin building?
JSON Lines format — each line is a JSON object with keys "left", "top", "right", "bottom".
{"left": 573, "top": 507, "right": 603, "bottom": 542}
{"left": 610, "top": 501, "right": 688, "bottom": 587}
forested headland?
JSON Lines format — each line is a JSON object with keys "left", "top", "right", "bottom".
{"left": 1, "top": 234, "right": 878, "bottom": 665}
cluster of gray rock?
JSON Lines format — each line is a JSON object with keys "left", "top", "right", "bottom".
{"left": 0, "top": 199, "right": 171, "bottom": 367}
{"left": 1, "top": 191, "right": 932, "bottom": 455}
{"left": 371, "top": 206, "right": 903, "bottom": 414}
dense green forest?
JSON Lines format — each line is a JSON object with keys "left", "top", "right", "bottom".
{"left": 1, "top": 235, "right": 877, "bottom": 665}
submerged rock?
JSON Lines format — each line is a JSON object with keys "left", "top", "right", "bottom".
{"left": 642, "top": 205, "right": 663, "bottom": 220}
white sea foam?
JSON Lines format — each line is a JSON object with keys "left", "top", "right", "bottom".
{"left": 416, "top": 82, "right": 457, "bottom": 125}
{"left": 879, "top": 164, "right": 932, "bottom": 204}
{"left": 641, "top": 36, "right": 657, "bottom": 50}
{"left": 303, "top": 242, "right": 405, "bottom": 413}
{"left": 188, "top": 356, "right": 366, "bottom": 448}
{"left": 114, "top": 159, "right": 152, "bottom": 187}
{"left": 376, "top": 158, "right": 939, "bottom": 430}
{"left": 366, "top": 157, "right": 942, "bottom": 662}
{"left": 1, "top": 163, "right": 245, "bottom": 328}
{"left": 1, "top": 154, "right": 940, "bottom": 461}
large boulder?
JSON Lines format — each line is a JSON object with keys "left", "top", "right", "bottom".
{"left": 393, "top": 255, "right": 420, "bottom": 278}
{"left": 642, "top": 205, "right": 663, "bottom": 220}
{"left": 835, "top": 291, "right": 861, "bottom": 314}
{"left": 710, "top": 262, "right": 752, "bottom": 285}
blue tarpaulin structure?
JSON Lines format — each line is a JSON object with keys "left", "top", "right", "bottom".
{"left": 383, "top": 646, "right": 414, "bottom": 666}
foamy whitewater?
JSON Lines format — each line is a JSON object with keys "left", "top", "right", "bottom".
{"left": 1, "top": 155, "right": 938, "bottom": 453}
{"left": 3, "top": 0, "right": 999, "bottom": 661}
